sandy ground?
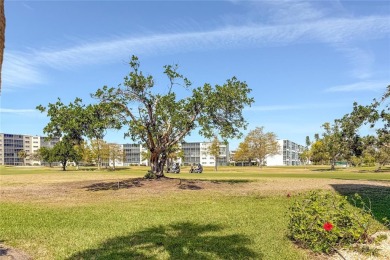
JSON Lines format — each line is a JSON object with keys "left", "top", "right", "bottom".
{"left": 1, "top": 176, "right": 389, "bottom": 259}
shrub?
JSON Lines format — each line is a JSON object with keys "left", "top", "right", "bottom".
{"left": 288, "top": 191, "right": 374, "bottom": 254}
{"left": 144, "top": 170, "right": 157, "bottom": 179}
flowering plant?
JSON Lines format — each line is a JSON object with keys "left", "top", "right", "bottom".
{"left": 288, "top": 191, "right": 374, "bottom": 254}
{"left": 323, "top": 222, "right": 333, "bottom": 231}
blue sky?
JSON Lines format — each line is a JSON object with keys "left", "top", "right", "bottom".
{"left": 1, "top": 0, "right": 389, "bottom": 149}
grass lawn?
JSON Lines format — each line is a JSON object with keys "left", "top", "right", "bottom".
{"left": 0, "top": 165, "right": 389, "bottom": 259}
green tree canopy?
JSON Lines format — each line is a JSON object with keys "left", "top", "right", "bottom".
{"left": 93, "top": 55, "right": 254, "bottom": 177}
{"left": 235, "top": 127, "right": 279, "bottom": 167}
{"left": 208, "top": 136, "right": 221, "bottom": 171}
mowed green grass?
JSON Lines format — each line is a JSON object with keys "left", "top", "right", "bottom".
{"left": 0, "top": 165, "right": 389, "bottom": 259}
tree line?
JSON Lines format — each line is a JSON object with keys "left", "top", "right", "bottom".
{"left": 300, "top": 86, "right": 389, "bottom": 170}
{"left": 20, "top": 139, "right": 124, "bottom": 171}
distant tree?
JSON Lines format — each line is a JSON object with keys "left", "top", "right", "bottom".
{"left": 52, "top": 137, "right": 80, "bottom": 171}
{"left": 90, "top": 139, "right": 110, "bottom": 170}
{"left": 321, "top": 122, "right": 347, "bottom": 170}
{"left": 208, "top": 136, "right": 221, "bottom": 171}
{"left": 36, "top": 147, "right": 57, "bottom": 167}
{"left": 340, "top": 85, "right": 389, "bottom": 170}
{"left": 141, "top": 149, "right": 151, "bottom": 166}
{"left": 77, "top": 141, "right": 93, "bottom": 166}
{"left": 234, "top": 140, "right": 252, "bottom": 166}
{"left": 305, "top": 136, "right": 311, "bottom": 148}
{"left": 108, "top": 143, "right": 124, "bottom": 170}
{"left": 314, "top": 133, "right": 320, "bottom": 142}
{"left": 92, "top": 55, "right": 254, "bottom": 178}
{"left": 363, "top": 135, "right": 390, "bottom": 171}
{"left": 73, "top": 141, "right": 90, "bottom": 169}
{"left": 17, "top": 150, "right": 29, "bottom": 165}
{"left": 166, "top": 144, "right": 184, "bottom": 169}
{"left": 309, "top": 140, "right": 328, "bottom": 165}
{"left": 299, "top": 149, "right": 311, "bottom": 167}
{"left": 37, "top": 99, "right": 120, "bottom": 169}
{"left": 237, "top": 127, "right": 279, "bottom": 167}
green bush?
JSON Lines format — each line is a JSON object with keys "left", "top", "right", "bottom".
{"left": 288, "top": 191, "right": 373, "bottom": 254}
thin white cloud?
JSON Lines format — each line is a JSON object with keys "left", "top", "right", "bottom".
{"left": 0, "top": 108, "right": 37, "bottom": 114}
{"left": 246, "top": 102, "right": 348, "bottom": 112}
{"left": 4, "top": 14, "right": 390, "bottom": 89}
{"left": 26, "top": 15, "right": 390, "bottom": 69}
{"left": 2, "top": 52, "right": 46, "bottom": 91}
{"left": 324, "top": 81, "right": 388, "bottom": 93}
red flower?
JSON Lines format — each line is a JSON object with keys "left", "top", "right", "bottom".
{"left": 287, "top": 193, "right": 291, "bottom": 198}
{"left": 323, "top": 222, "right": 333, "bottom": 231}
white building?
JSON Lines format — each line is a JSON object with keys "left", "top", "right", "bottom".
{"left": 0, "top": 132, "right": 230, "bottom": 167}
{"left": 266, "top": 139, "right": 304, "bottom": 166}
{"left": 0, "top": 133, "right": 60, "bottom": 166}
{"left": 181, "top": 141, "right": 229, "bottom": 166}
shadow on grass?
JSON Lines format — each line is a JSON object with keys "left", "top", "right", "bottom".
{"left": 310, "top": 168, "right": 339, "bottom": 172}
{"left": 84, "top": 178, "right": 144, "bottom": 191}
{"left": 331, "top": 184, "right": 390, "bottom": 227}
{"left": 178, "top": 181, "right": 203, "bottom": 190}
{"left": 210, "top": 180, "right": 252, "bottom": 184}
{"left": 358, "top": 168, "right": 390, "bottom": 173}
{"left": 67, "top": 222, "right": 260, "bottom": 259}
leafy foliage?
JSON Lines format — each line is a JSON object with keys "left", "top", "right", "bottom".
{"left": 288, "top": 191, "right": 375, "bottom": 254}
{"left": 52, "top": 136, "right": 82, "bottom": 171}
{"left": 208, "top": 136, "right": 221, "bottom": 171}
{"left": 92, "top": 55, "right": 254, "bottom": 177}
{"left": 35, "top": 147, "right": 57, "bottom": 167}
{"left": 235, "top": 126, "right": 279, "bottom": 167}
{"left": 310, "top": 86, "right": 389, "bottom": 169}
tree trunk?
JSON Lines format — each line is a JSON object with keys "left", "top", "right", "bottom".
{"left": 62, "top": 160, "right": 67, "bottom": 171}
{"left": 158, "top": 152, "right": 167, "bottom": 177}
{"left": 214, "top": 159, "right": 218, "bottom": 171}
{"left": 375, "top": 163, "right": 382, "bottom": 172}
{"left": 330, "top": 159, "right": 335, "bottom": 170}
{"left": 97, "top": 156, "right": 101, "bottom": 170}
{"left": 150, "top": 149, "right": 165, "bottom": 178}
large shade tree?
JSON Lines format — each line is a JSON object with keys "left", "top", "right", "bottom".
{"left": 93, "top": 56, "right": 254, "bottom": 178}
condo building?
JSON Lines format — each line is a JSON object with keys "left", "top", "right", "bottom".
{"left": 266, "top": 139, "right": 305, "bottom": 166}
{"left": 0, "top": 133, "right": 230, "bottom": 167}
{"left": 0, "top": 133, "right": 60, "bottom": 166}
{"left": 181, "top": 141, "right": 230, "bottom": 166}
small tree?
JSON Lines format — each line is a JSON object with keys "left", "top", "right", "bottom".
{"left": 90, "top": 139, "right": 109, "bottom": 170}
{"left": 17, "top": 150, "right": 29, "bottom": 165}
{"left": 238, "top": 127, "right": 279, "bottom": 167}
{"left": 310, "top": 140, "right": 328, "bottom": 165}
{"left": 321, "top": 122, "right": 347, "bottom": 170}
{"left": 36, "top": 147, "right": 57, "bottom": 167}
{"left": 234, "top": 141, "right": 252, "bottom": 166}
{"left": 299, "top": 149, "right": 311, "bottom": 168}
{"left": 108, "top": 143, "right": 124, "bottom": 170}
{"left": 52, "top": 136, "right": 80, "bottom": 171}
{"left": 208, "top": 136, "right": 221, "bottom": 171}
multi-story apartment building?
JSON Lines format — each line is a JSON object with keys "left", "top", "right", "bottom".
{"left": 120, "top": 143, "right": 148, "bottom": 166}
{"left": 266, "top": 139, "right": 304, "bottom": 166}
{"left": 0, "top": 132, "right": 230, "bottom": 167}
{"left": 0, "top": 133, "right": 60, "bottom": 166}
{"left": 0, "top": 133, "right": 24, "bottom": 166}
{"left": 181, "top": 141, "right": 230, "bottom": 166}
